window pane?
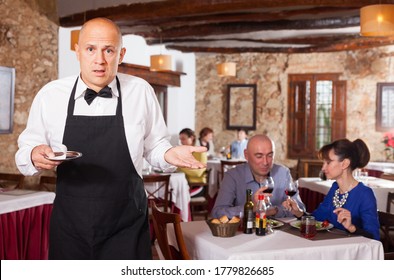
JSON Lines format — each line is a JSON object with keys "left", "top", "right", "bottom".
{"left": 315, "top": 80, "right": 332, "bottom": 149}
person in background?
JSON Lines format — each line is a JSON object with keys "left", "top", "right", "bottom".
{"left": 231, "top": 128, "right": 248, "bottom": 159}
{"left": 15, "top": 18, "right": 206, "bottom": 260}
{"left": 197, "top": 127, "right": 215, "bottom": 159}
{"left": 178, "top": 128, "right": 207, "bottom": 197}
{"left": 286, "top": 138, "right": 380, "bottom": 240}
{"left": 211, "top": 134, "right": 305, "bottom": 219}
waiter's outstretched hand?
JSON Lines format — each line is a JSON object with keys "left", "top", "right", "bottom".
{"left": 165, "top": 146, "right": 207, "bottom": 169}
{"left": 31, "top": 144, "right": 62, "bottom": 170}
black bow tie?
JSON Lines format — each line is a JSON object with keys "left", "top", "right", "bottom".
{"left": 84, "top": 86, "right": 112, "bottom": 105}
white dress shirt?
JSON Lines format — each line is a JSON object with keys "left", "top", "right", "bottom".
{"left": 15, "top": 73, "right": 175, "bottom": 176}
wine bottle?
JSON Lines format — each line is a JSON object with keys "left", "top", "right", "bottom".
{"left": 226, "top": 145, "right": 232, "bottom": 159}
{"left": 256, "top": 194, "right": 267, "bottom": 236}
{"left": 243, "top": 189, "right": 254, "bottom": 234}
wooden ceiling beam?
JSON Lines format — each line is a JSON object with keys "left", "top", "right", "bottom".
{"left": 128, "top": 16, "right": 360, "bottom": 39}
{"left": 146, "top": 34, "right": 359, "bottom": 46}
{"left": 166, "top": 36, "right": 394, "bottom": 53}
{"left": 104, "top": 7, "right": 359, "bottom": 28}
{"left": 59, "top": 0, "right": 385, "bottom": 27}
{"left": 57, "top": 0, "right": 394, "bottom": 54}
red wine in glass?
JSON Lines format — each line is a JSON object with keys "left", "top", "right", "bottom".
{"left": 285, "top": 190, "right": 297, "bottom": 196}
{"left": 301, "top": 224, "right": 316, "bottom": 238}
{"left": 263, "top": 188, "right": 274, "bottom": 193}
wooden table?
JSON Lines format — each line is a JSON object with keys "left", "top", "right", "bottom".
{"left": 0, "top": 189, "right": 55, "bottom": 260}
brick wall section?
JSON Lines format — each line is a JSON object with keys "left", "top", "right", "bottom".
{"left": 0, "top": 0, "right": 58, "bottom": 185}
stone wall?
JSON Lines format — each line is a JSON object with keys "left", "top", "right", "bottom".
{"left": 0, "top": 0, "right": 58, "bottom": 183}
{"left": 195, "top": 47, "right": 394, "bottom": 168}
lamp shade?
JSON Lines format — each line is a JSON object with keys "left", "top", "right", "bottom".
{"left": 360, "top": 4, "right": 394, "bottom": 36}
{"left": 217, "top": 62, "right": 236, "bottom": 77}
{"left": 70, "top": 30, "right": 80, "bottom": 51}
{"left": 150, "top": 54, "right": 172, "bottom": 71}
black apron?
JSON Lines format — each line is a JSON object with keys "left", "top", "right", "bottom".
{"left": 49, "top": 77, "right": 151, "bottom": 260}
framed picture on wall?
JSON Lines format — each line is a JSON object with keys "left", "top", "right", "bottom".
{"left": 376, "top": 82, "right": 394, "bottom": 131}
{"left": 0, "top": 66, "right": 15, "bottom": 134}
{"left": 226, "top": 84, "right": 257, "bottom": 130}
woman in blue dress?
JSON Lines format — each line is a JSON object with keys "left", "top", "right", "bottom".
{"left": 285, "top": 138, "right": 380, "bottom": 240}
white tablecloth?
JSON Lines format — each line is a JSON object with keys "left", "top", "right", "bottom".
{"left": 0, "top": 190, "right": 55, "bottom": 215}
{"left": 168, "top": 173, "right": 190, "bottom": 222}
{"left": 207, "top": 159, "right": 221, "bottom": 198}
{"left": 367, "top": 161, "right": 394, "bottom": 174}
{"left": 168, "top": 220, "right": 384, "bottom": 260}
{"left": 298, "top": 177, "right": 394, "bottom": 213}
{"left": 144, "top": 172, "right": 190, "bottom": 222}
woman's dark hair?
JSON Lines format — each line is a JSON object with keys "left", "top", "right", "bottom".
{"left": 179, "top": 128, "right": 196, "bottom": 145}
{"left": 199, "top": 127, "right": 213, "bottom": 139}
{"left": 318, "top": 138, "right": 370, "bottom": 170}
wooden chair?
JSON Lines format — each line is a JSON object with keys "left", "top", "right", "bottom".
{"left": 220, "top": 160, "right": 245, "bottom": 180}
{"left": 143, "top": 174, "right": 172, "bottom": 215}
{"left": 0, "top": 173, "right": 24, "bottom": 189}
{"left": 189, "top": 168, "right": 211, "bottom": 220}
{"left": 151, "top": 200, "right": 190, "bottom": 260}
{"left": 363, "top": 168, "right": 383, "bottom": 178}
{"left": 38, "top": 175, "right": 57, "bottom": 192}
{"left": 378, "top": 210, "right": 394, "bottom": 254}
{"left": 299, "top": 159, "right": 323, "bottom": 178}
{"left": 387, "top": 192, "right": 394, "bottom": 214}
{"left": 381, "top": 173, "right": 394, "bottom": 181}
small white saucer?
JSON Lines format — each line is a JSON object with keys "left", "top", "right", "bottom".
{"left": 45, "top": 151, "right": 82, "bottom": 161}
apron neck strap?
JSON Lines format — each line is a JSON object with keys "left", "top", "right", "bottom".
{"left": 67, "top": 76, "right": 123, "bottom": 116}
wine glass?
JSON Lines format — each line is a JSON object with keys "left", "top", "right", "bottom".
{"left": 261, "top": 176, "right": 274, "bottom": 209}
{"left": 262, "top": 176, "right": 274, "bottom": 194}
{"left": 285, "top": 180, "right": 298, "bottom": 197}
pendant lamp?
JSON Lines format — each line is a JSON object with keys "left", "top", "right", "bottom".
{"left": 70, "top": 30, "right": 80, "bottom": 51}
{"left": 150, "top": 54, "right": 172, "bottom": 71}
{"left": 360, "top": 4, "right": 394, "bottom": 36}
{"left": 217, "top": 62, "right": 236, "bottom": 77}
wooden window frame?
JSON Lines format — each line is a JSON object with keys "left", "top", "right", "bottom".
{"left": 287, "top": 73, "right": 346, "bottom": 159}
{"left": 376, "top": 82, "right": 394, "bottom": 131}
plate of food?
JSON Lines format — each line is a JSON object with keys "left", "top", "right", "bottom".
{"left": 45, "top": 151, "right": 82, "bottom": 161}
{"left": 267, "top": 219, "right": 284, "bottom": 228}
{"left": 289, "top": 220, "right": 333, "bottom": 231}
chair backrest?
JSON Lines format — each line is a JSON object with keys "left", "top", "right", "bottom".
{"left": 220, "top": 160, "right": 245, "bottom": 180}
{"left": 39, "top": 175, "right": 57, "bottom": 192}
{"left": 363, "top": 168, "right": 383, "bottom": 178}
{"left": 143, "top": 174, "right": 172, "bottom": 213}
{"left": 299, "top": 159, "right": 323, "bottom": 177}
{"left": 189, "top": 168, "right": 212, "bottom": 220}
{"left": 378, "top": 210, "right": 394, "bottom": 252}
{"left": 151, "top": 200, "right": 190, "bottom": 260}
{"left": 0, "top": 173, "right": 24, "bottom": 189}
{"left": 387, "top": 192, "right": 394, "bottom": 213}
{"left": 381, "top": 173, "right": 394, "bottom": 181}
{"left": 188, "top": 168, "right": 211, "bottom": 189}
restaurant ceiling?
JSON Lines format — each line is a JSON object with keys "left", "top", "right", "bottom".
{"left": 58, "top": 0, "right": 394, "bottom": 54}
